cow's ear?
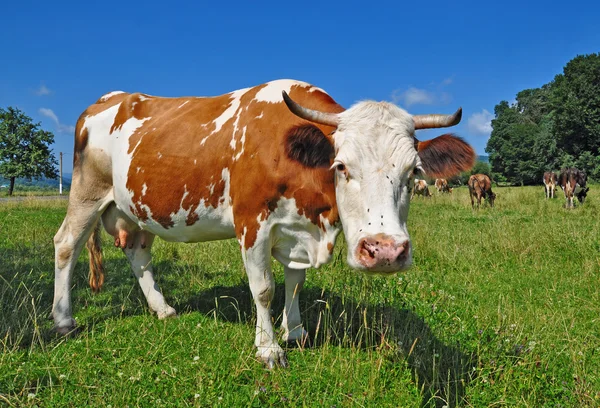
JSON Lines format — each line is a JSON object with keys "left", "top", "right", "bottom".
{"left": 285, "top": 124, "right": 334, "bottom": 168}
{"left": 417, "top": 133, "right": 475, "bottom": 178}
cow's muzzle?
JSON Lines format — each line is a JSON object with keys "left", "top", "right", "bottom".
{"left": 355, "top": 233, "right": 410, "bottom": 272}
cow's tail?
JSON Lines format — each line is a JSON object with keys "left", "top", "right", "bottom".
{"left": 87, "top": 222, "right": 105, "bottom": 293}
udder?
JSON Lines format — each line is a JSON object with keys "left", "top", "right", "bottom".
{"left": 102, "top": 203, "right": 151, "bottom": 249}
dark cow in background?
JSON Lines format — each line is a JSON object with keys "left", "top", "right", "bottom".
{"left": 434, "top": 178, "right": 452, "bottom": 193}
{"left": 559, "top": 167, "right": 589, "bottom": 208}
{"left": 543, "top": 171, "right": 558, "bottom": 199}
{"left": 468, "top": 174, "right": 496, "bottom": 208}
{"left": 411, "top": 179, "right": 432, "bottom": 198}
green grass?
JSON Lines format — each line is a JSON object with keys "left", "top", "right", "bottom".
{"left": 1, "top": 187, "right": 599, "bottom": 407}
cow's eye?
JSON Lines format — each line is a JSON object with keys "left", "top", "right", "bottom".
{"left": 336, "top": 163, "right": 346, "bottom": 172}
{"left": 412, "top": 167, "right": 422, "bottom": 177}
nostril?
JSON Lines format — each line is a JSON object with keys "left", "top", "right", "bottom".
{"left": 359, "top": 239, "right": 376, "bottom": 259}
{"left": 396, "top": 241, "right": 410, "bottom": 261}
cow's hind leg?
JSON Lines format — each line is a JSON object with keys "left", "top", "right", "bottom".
{"left": 53, "top": 198, "right": 111, "bottom": 334}
{"left": 123, "top": 232, "right": 176, "bottom": 319}
{"left": 281, "top": 266, "right": 308, "bottom": 345}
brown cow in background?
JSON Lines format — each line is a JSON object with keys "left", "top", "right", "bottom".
{"left": 411, "top": 179, "right": 432, "bottom": 199}
{"left": 543, "top": 171, "right": 558, "bottom": 199}
{"left": 468, "top": 174, "right": 496, "bottom": 208}
{"left": 558, "top": 167, "right": 589, "bottom": 208}
{"left": 434, "top": 178, "right": 452, "bottom": 193}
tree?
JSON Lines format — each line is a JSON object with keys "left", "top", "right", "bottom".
{"left": 0, "top": 107, "right": 58, "bottom": 195}
{"left": 552, "top": 54, "right": 600, "bottom": 157}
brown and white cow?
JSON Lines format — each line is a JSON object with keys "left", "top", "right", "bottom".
{"left": 543, "top": 171, "right": 558, "bottom": 199}
{"left": 434, "top": 178, "right": 451, "bottom": 193}
{"left": 558, "top": 167, "right": 589, "bottom": 208}
{"left": 468, "top": 174, "right": 496, "bottom": 208}
{"left": 411, "top": 179, "right": 432, "bottom": 198}
{"left": 52, "top": 79, "right": 474, "bottom": 368}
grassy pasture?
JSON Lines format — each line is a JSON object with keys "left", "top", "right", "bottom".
{"left": 0, "top": 187, "right": 599, "bottom": 407}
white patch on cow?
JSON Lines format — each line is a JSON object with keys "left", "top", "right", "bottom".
{"left": 157, "top": 152, "right": 162, "bottom": 159}
{"left": 210, "top": 87, "right": 249, "bottom": 135}
{"left": 141, "top": 183, "right": 148, "bottom": 196}
{"left": 233, "top": 126, "right": 247, "bottom": 161}
{"left": 255, "top": 112, "right": 264, "bottom": 119}
{"left": 169, "top": 185, "right": 191, "bottom": 225}
{"left": 194, "top": 159, "right": 197, "bottom": 165}
{"left": 200, "top": 136, "right": 209, "bottom": 146}
{"left": 254, "top": 79, "right": 312, "bottom": 104}
{"left": 255, "top": 196, "right": 340, "bottom": 269}
{"left": 138, "top": 95, "right": 152, "bottom": 102}
{"left": 178, "top": 101, "right": 189, "bottom": 109}
{"left": 99, "top": 91, "right": 125, "bottom": 102}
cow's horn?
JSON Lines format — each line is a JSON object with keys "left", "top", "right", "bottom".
{"left": 282, "top": 91, "right": 340, "bottom": 127}
{"left": 413, "top": 108, "right": 462, "bottom": 130}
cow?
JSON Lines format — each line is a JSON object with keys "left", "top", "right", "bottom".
{"left": 434, "top": 178, "right": 451, "bottom": 193}
{"left": 558, "top": 167, "right": 589, "bottom": 208}
{"left": 411, "top": 179, "right": 432, "bottom": 198}
{"left": 543, "top": 171, "right": 558, "bottom": 199}
{"left": 52, "top": 79, "right": 474, "bottom": 368}
{"left": 468, "top": 174, "right": 496, "bottom": 208}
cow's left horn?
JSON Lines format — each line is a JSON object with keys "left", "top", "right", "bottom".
{"left": 413, "top": 108, "right": 462, "bottom": 129}
{"left": 282, "top": 91, "right": 340, "bottom": 127}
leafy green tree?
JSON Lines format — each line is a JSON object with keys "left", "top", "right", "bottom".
{"left": 552, "top": 54, "right": 600, "bottom": 156}
{"left": 0, "top": 107, "right": 58, "bottom": 195}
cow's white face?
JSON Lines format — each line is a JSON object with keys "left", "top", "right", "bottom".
{"left": 332, "top": 102, "right": 418, "bottom": 273}
{"left": 282, "top": 92, "right": 474, "bottom": 275}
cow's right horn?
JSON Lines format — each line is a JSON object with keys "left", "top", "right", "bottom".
{"left": 282, "top": 91, "right": 340, "bottom": 127}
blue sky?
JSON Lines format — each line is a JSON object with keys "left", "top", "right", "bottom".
{"left": 1, "top": 0, "right": 599, "bottom": 173}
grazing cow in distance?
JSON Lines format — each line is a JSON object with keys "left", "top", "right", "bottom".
{"left": 434, "top": 178, "right": 452, "bottom": 193}
{"left": 543, "top": 171, "right": 558, "bottom": 199}
{"left": 52, "top": 79, "right": 474, "bottom": 368}
{"left": 468, "top": 174, "right": 496, "bottom": 208}
{"left": 558, "top": 167, "right": 589, "bottom": 208}
{"left": 411, "top": 179, "right": 432, "bottom": 199}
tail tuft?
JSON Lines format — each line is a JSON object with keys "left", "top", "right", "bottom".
{"left": 87, "top": 223, "right": 104, "bottom": 293}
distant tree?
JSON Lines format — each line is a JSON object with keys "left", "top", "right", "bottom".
{"left": 0, "top": 107, "right": 58, "bottom": 195}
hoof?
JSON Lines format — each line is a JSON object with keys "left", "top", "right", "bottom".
{"left": 257, "top": 346, "right": 288, "bottom": 369}
{"left": 157, "top": 306, "right": 177, "bottom": 320}
{"left": 283, "top": 328, "right": 310, "bottom": 348}
{"left": 54, "top": 318, "right": 77, "bottom": 336}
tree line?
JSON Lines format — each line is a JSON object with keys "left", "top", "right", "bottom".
{"left": 486, "top": 53, "right": 600, "bottom": 185}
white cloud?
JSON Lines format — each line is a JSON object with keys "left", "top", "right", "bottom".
{"left": 441, "top": 77, "right": 453, "bottom": 86}
{"left": 393, "top": 87, "right": 435, "bottom": 106}
{"left": 392, "top": 87, "right": 452, "bottom": 107}
{"left": 39, "top": 108, "right": 75, "bottom": 134}
{"left": 35, "top": 84, "right": 52, "bottom": 96}
{"left": 467, "top": 109, "right": 494, "bottom": 136}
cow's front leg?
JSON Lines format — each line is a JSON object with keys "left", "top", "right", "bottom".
{"left": 243, "top": 243, "right": 287, "bottom": 368}
{"left": 281, "top": 266, "right": 308, "bottom": 345}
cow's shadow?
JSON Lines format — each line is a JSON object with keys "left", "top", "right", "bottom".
{"left": 1, "top": 247, "right": 476, "bottom": 407}
{"left": 176, "top": 282, "right": 476, "bottom": 407}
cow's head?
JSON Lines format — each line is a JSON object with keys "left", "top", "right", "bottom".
{"left": 487, "top": 191, "right": 497, "bottom": 207}
{"left": 283, "top": 92, "right": 474, "bottom": 274}
{"left": 577, "top": 187, "right": 590, "bottom": 204}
